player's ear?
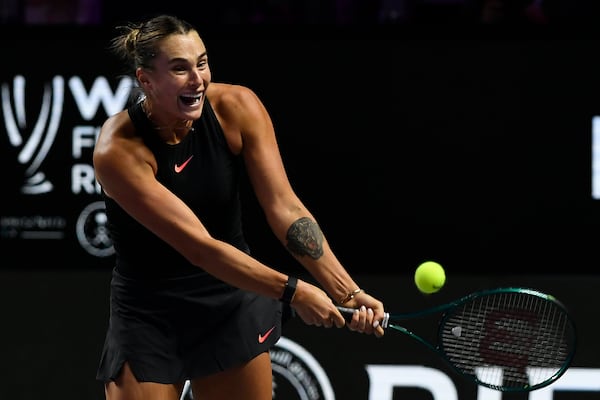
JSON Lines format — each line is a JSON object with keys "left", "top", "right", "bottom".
{"left": 136, "top": 68, "right": 151, "bottom": 88}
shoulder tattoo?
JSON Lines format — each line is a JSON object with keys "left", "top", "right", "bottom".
{"left": 286, "top": 217, "right": 324, "bottom": 259}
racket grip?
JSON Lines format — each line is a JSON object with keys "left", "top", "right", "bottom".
{"left": 336, "top": 306, "right": 390, "bottom": 329}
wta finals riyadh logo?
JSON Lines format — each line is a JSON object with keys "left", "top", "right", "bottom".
{"left": 2, "top": 75, "right": 63, "bottom": 194}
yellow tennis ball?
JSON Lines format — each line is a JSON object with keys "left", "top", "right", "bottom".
{"left": 414, "top": 261, "right": 445, "bottom": 294}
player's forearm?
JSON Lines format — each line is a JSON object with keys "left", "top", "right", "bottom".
{"left": 190, "top": 239, "right": 290, "bottom": 300}
{"left": 283, "top": 216, "right": 360, "bottom": 304}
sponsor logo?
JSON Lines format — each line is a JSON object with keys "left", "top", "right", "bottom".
{"left": 258, "top": 326, "right": 276, "bottom": 343}
{"left": 174, "top": 155, "right": 193, "bottom": 173}
{"left": 270, "top": 337, "right": 334, "bottom": 399}
{"left": 2, "top": 75, "right": 63, "bottom": 194}
{"left": 1, "top": 74, "right": 132, "bottom": 258}
{"left": 0, "top": 215, "right": 66, "bottom": 239}
{"left": 76, "top": 201, "right": 114, "bottom": 257}
{"left": 366, "top": 365, "right": 600, "bottom": 399}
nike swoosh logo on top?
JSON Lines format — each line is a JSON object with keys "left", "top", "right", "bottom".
{"left": 174, "top": 155, "right": 194, "bottom": 173}
{"left": 258, "top": 326, "right": 276, "bottom": 343}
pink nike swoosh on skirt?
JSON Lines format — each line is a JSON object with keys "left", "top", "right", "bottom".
{"left": 258, "top": 326, "right": 276, "bottom": 343}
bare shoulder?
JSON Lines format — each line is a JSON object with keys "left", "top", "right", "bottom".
{"left": 95, "top": 111, "right": 134, "bottom": 153}
{"left": 93, "top": 109, "right": 150, "bottom": 172}
{"left": 205, "top": 83, "right": 274, "bottom": 154}
{"left": 207, "top": 82, "right": 257, "bottom": 101}
{"left": 206, "top": 82, "right": 264, "bottom": 119}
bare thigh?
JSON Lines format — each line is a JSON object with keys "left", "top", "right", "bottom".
{"left": 105, "top": 362, "right": 185, "bottom": 400}
{"left": 190, "top": 352, "right": 273, "bottom": 400}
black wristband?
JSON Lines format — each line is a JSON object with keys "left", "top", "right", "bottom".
{"left": 280, "top": 276, "right": 297, "bottom": 304}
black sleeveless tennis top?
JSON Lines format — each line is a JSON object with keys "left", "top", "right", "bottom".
{"left": 103, "top": 98, "right": 249, "bottom": 279}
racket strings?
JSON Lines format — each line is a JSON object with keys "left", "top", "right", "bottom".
{"left": 439, "top": 291, "right": 575, "bottom": 391}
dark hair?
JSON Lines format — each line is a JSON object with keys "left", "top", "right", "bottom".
{"left": 110, "top": 14, "right": 196, "bottom": 73}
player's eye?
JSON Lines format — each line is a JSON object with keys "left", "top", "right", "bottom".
{"left": 172, "top": 65, "right": 187, "bottom": 73}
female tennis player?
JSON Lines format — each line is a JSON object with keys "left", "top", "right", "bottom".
{"left": 93, "top": 14, "right": 385, "bottom": 400}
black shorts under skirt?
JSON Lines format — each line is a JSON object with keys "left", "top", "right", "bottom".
{"left": 96, "top": 268, "right": 283, "bottom": 383}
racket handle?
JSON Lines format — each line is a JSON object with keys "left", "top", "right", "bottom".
{"left": 336, "top": 306, "right": 390, "bottom": 329}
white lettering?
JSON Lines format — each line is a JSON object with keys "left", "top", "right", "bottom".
{"left": 366, "top": 365, "right": 600, "bottom": 400}
{"left": 366, "top": 365, "right": 458, "bottom": 400}
{"left": 69, "top": 75, "right": 133, "bottom": 120}
{"left": 476, "top": 384, "right": 503, "bottom": 400}
{"left": 72, "top": 164, "right": 100, "bottom": 194}
{"left": 72, "top": 125, "right": 100, "bottom": 158}
{"left": 529, "top": 368, "right": 600, "bottom": 400}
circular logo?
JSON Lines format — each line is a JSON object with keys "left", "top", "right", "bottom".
{"left": 76, "top": 200, "right": 114, "bottom": 257}
{"left": 271, "top": 336, "right": 335, "bottom": 399}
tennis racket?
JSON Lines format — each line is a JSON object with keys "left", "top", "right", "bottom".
{"left": 338, "top": 287, "right": 576, "bottom": 392}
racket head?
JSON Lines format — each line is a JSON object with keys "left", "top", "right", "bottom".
{"left": 437, "top": 287, "right": 576, "bottom": 392}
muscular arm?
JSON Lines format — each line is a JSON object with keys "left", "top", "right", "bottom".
{"left": 225, "top": 86, "right": 384, "bottom": 335}
{"left": 212, "top": 84, "right": 362, "bottom": 304}
{"left": 93, "top": 110, "right": 291, "bottom": 301}
{"left": 95, "top": 85, "right": 383, "bottom": 334}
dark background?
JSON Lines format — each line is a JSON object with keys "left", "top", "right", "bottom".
{"left": 5, "top": 0, "right": 600, "bottom": 26}
{"left": 230, "top": 37, "right": 600, "bottom": 277}
{"left": 3, "top": 30, "right": 600, "bottom": 275}
{"left": 2, "top": 5, "right": 600, "bottom": 399}
{"left": 205, "top": 35, "right": 600, "bottom": 278}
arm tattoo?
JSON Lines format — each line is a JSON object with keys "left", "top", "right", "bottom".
{"left": 286, "top": 217, "right": 324, "bottom": 259}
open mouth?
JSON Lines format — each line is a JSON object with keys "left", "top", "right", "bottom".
{"left": 180, "top": 93, "right": 202, "bottom": 106}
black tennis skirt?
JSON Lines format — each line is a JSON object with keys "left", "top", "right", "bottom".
{"left": 96, "top": 267, "right": 283, "bottom": 383}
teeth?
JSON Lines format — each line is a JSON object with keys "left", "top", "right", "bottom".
{"left": 180, "top": 94, "right": 202, "bottom": 106}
